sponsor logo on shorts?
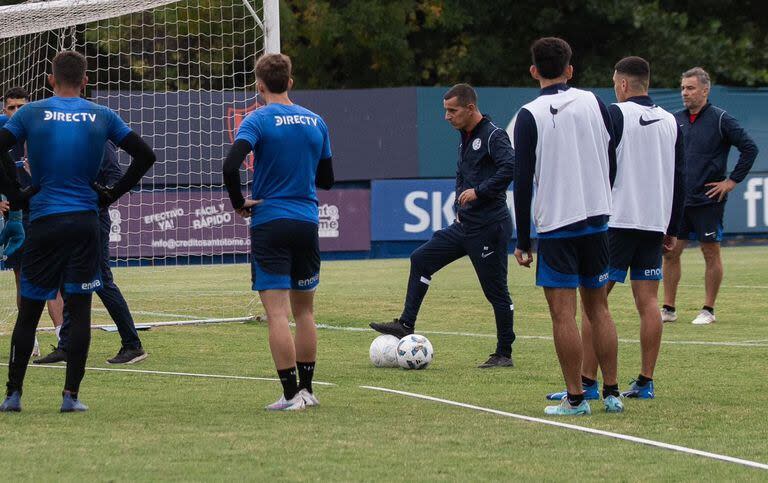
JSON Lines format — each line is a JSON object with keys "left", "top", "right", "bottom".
{"left": 598, "top": 273, "right": 609, "bottom": 283}
{"left": 644, "top": 268, "right": 662, "bottom": 277}
{"left": 297, "top": 274, "right": 319, "bottom": 287}
{"left": 81, "top": 280, "right": 102, "bottom": 290}
{"left": 704, "top": 231, "right": 716, "bottom": 237}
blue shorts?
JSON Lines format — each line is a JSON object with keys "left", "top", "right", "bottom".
{"left": 250, "top": 219, "right": 320, "bottom": 291}
{"left": 680, "top": 203, "right": 724, "bottom": 242}
{"left": 608, "top": 228, "right": 663, "bottom": 282}
{"left": 21, "top": 211, "right": 102, "bottom": 300}
{"left": 536, "top": 231, "right": 609, "bottom": 289}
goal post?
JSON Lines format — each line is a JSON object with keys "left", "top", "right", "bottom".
{"left": 0, "top": 0, "right": 279, "bottom": 327}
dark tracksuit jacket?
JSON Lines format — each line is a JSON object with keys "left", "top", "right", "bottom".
{"left": 454, "top": 116, "right": 515, "bottom": 229}
{"left": 675, "top": 102, "right": 759, "bottom": 207}
{"left": 403, "top": 115, "right": 516, "bottom": 356}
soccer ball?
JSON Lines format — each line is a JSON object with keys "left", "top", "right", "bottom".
{"left": 396, "top": 334, "right": 433, "bottom": 370}
{"left": 369, "top": 334, "right": 400, "bottom": 367}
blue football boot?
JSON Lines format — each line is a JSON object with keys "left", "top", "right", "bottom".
{"left": 603, "top": 394, "right": 625, "bottom": 413}
{"left": 544, "top": 396, "right": 592, "bottom": 416}
{"left": 621, "top": 379, "right": 655, "bottom": 399}
{"left": 546, "top": 379, "right": 600, "bottom": 401}
{"left": 60, "top": 392, "right": 89, "bottom": 413}
{"left": 0, "top": 391, "right": 22, "bottom": 412}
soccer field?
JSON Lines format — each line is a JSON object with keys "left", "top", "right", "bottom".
{"left": 1, "top": 246, "right": 767, "bottom": 480}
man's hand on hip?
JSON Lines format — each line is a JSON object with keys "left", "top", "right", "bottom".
{"left": 705, "top": 179, "right": 736, "bottom": 202}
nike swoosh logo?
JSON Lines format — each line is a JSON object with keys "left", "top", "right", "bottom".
{"left": 481, "top": 251, "right": 495, "bottom": 258}
{"left": 549, "top": 99, "right": 577, "bottom": 116}
{"left": 639, "top": 116, "right": 661, "bottom": 126}
{"left": 705, "top": 231, "right": 716, "bottom": 237}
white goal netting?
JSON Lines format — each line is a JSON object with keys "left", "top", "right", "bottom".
{"left": 0, "top": 0, "right": 277, "bottom": 328}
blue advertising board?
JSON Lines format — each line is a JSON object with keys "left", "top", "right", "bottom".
{"left": 724, "top": 172, "right": 768, "bottom": 234}
{"left": 371, "top": 179, "right": 517, "bottom": 241}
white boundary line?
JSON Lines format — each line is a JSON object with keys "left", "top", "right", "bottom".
{"left": 35, "top": 316, "right": 255, "bottom": 332}
{"left": 92, "top": 308, "right": 202, "bottom": 320}
{"left": 362, "top": 386, "right": 768, "bottom": 471}
{"left": 0, "top": 363, "right": 335, "bottom": 386}
{"left": 314, "top": 324, "right": 768, "bottom": 348}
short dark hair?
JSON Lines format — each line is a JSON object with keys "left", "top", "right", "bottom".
{"left": 443, "top": 83, "right": 477, "bottom": 107}
{"left": 52, "top": 50, "right": 87, "bottom": 88}
{"left": 3, "top": 87, "right": 29, "bottom": 103}
{"left": 255, "top": 53, "right": 292, "bottom": 94}
{"left": 615, "top": 56, "right": 650, "bottom": 90}
{"left": 682, "top": 67, "right": 711, "bottom": 88}
{"left": 531, "top": 37, "right": 572, "bottom": 79}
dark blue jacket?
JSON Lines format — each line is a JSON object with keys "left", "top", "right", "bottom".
{"left": 454, "top": 116, "right": 515, "bottom": 230}
{"left": 675, "top": 102, "right": 759, "bottom": 206}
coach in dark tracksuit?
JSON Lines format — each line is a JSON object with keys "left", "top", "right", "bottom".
{"left": 371, "top": 84, "right": 516, "bottom": 368}
{"left": 41, "top": 142, "right": 148, "bottom": 365}
{"left": 662, "top": 67, "right": 759, "bottom": 325}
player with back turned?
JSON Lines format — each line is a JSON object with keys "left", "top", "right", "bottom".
{"left": 513, "top": 37, "right": 623, "bottom": 416}
{"left": 223, "top": 53, "right": 334, "bottom": 411}
{"left": 0, "top": 51, "right": 156, "bottom": 413}
{"left": 545, "top": 56, "right": 685, "bottom": 402}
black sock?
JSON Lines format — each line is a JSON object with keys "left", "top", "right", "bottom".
{"left": 493, "top": 304, "right": 515, "bottom": 358}
{"left": 63, "top": 390, "right": 78, "bottom": 400}
{"left": 297, "top": 361, "right": 315, "bottom": 393}
{"left": 581, "top": 375, "right": 597, "bottom": 387}
{"left": 567, "top": 392, "right": 584, "bottom": 406}
{"left": 400, "top": 265, "right": 431, "bottom": 327}
{"left": 636, "top": 374, "right": 653, "bottom": 387}
{"left": 663, "top": 304, "right": 675, "bottom": 312}
{"left": 6, "top": 297, "right": 46, "bottom": 396}
{"left": 702, "top": 305, "right": 714, "bottom": 314}
{"left": 603, "top": 383, "right": 620, "bottom": 398}
{"left": 277, "top": 367, "right": 298, "bottom": 400}
{"left": 63, "top": 294, "right": 92, "bottom": 394}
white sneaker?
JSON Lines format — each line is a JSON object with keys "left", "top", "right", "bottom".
{"left": 265, "top": 393, "right": 306, "bottom": 411}
{"left": 660, "top": 308, "right": 677, "bottom": 323}
{"left": 691, "top": 310, "right": 716, "bottom": 325}
{"left": 32, "top": 337, "right": 41, "bottom": 357}
{"left": 298, "top": 388, "right": 319, "bottom": 407}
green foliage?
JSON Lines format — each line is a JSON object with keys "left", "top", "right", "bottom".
{"left": 281, "top": 0, "right": 768, "bottom": 88}
{"left": 1, "top": 0, "right": 765, "bottom": 88}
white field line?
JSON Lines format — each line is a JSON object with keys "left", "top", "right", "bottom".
{"left": 35, "top": 316, "right": 255, "bottom": 332}
{"left": 92, "top": 308, "right": 202, "bottom": 320}
{"left": 314, "top": 324, "right": 768, "bottom": 348}
{"left": 0, "top": 363, "right": 335, "bottom": 386}
{"left": 362, "top": 386, "right": 768, "bottom": 471}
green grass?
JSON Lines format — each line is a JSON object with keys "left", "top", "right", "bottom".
{"left": 1, "top": 246, "right": 768, "bottom": 481}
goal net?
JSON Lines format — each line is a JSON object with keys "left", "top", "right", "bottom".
{"left": 0, "top": 0, "right": 279, "bottom": 329}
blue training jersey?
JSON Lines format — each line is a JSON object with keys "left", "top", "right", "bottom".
{"left": 235, "top": 103, "right": 332, "bottom": 227}
{"left": 2, "top": 96, "right": 131, "bottom": 221}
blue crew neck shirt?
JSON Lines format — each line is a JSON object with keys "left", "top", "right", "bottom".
{"left": 235, "top": 103, "right": 332, "bottom": 227}
{"left": 2, "top": 96, "right": 131, "bottom": 221}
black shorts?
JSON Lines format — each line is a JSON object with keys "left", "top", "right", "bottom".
{"left": 680, "top": 203, "right": 724, "bottom": 242}
{"left": 250, "top": 219, "right": 320, "bottom": 291}
{"left": 608, "top": 228, "right": 663, "bottom": 282}
{"left": 20, "top": 211, "right": 101, "bottom": 300}
{"left": 536, "top": 231, "right": 609, "bottom": 289}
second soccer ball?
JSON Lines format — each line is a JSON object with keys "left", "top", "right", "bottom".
{"left": 396, "top": 334, "right": 434, "bottom": 370}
